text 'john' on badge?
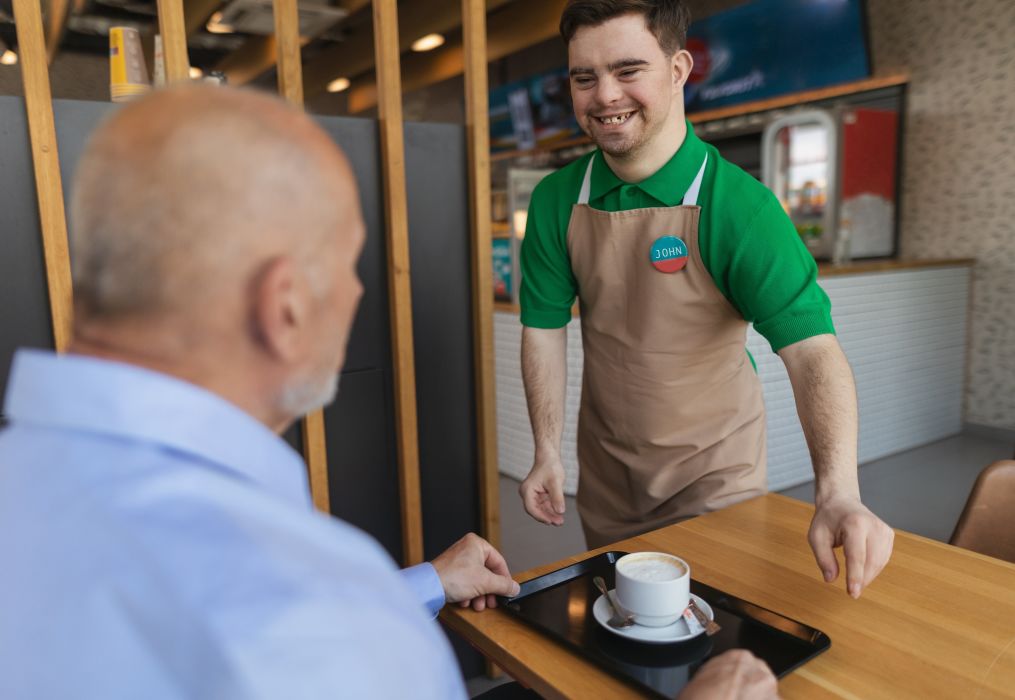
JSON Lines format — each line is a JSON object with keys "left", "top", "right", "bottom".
{"left": 650, "top": 235, "right": 689, "bottom": 273}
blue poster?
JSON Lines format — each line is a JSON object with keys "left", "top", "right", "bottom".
{"left": 489, "top": 68, "right": 581, "bottom": 153}
{"left": 492, "top": 237, "right": 514, "bottom": 301}
{"left": 684, "top": 0, "right": 870, "bottom": 112}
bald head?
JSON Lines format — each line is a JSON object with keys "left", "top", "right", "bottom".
{"left": 71, "top": 85, "right": 359, "bottom": 322}
{"left": 68, "top": 85, "right": 366, "bottom": 429}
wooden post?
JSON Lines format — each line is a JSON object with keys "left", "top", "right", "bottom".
{"left": 271, "top": 0, "right": 331, "bottom": 514}
{"left": 156, "top": 0, "right": 190, "bottom": 83}
{"left": 13, "top": 0, "right": 73, "bottom": 352}
{"left": 463, "top": 0, "right": 503, "bottom": 679}
{"left": 372, "top": 0, "right": 425, "bottom": 567}
{"left": 272, "top": 0, "right": 304, "bottom": 105}
{"left": 462, "top": 0, "right": 500, "bottom": 552}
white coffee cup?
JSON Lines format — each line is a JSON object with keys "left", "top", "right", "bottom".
{"left": 615, "top": 552, "right": 690, "bottom": 627}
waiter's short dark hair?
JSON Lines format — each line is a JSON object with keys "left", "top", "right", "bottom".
{"left": 560, "top": 0, "right": 692, "bottom": 56}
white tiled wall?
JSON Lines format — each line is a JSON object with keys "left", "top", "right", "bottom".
{"left": 495, "top": 266, "right": 970, "bottom": 494}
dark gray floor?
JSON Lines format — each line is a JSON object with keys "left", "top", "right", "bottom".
{"left": 467, "top": 432, "right": 1013, "bottom": 696}
{"left": 497, "top": 473, "right": 585, "bottom": 576}
{"left": 779, "top": 433, "right": 1013, "bottom": 542}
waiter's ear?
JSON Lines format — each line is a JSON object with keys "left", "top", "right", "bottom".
{"left": 672, "top": 49, "right": 693, "bottom": 90}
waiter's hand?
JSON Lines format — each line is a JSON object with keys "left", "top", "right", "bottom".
{"left": 432, "top": 533, "right": 520, "bottom": 611}
{"left": 678, "top": 650, "right": 779, "bottom": 699}
{"left": 809, "top": 494, "right": 894, "bottom": 599}
{"left": 520, "top": 455, "right": 567, "bottom": 526}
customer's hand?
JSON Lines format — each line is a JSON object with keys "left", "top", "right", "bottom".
{"left": 519, "top": 455, "right": 567, "bottom": 526}
{"left": 678, "top": 650, "right": 779, "bottom": 700}
{"left": 432, "top": 533, "right": 520, "bottom": 611}
{"left": 809, "top": 494, "right": 894, "bottom": 599}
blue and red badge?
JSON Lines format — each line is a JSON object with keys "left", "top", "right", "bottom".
{"left": 650, "top": 236, "right": 689, "bottom": 273}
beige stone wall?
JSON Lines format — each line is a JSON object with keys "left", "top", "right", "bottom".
{"left": 866, "top": 0, "right": 1015, "bottom": 429}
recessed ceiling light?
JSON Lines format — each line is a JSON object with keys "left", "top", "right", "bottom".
{"left": 189, "top": 66, "right": 203, "bottom": 79}
{"left": 0, "top": 50, "right": 17, "bottom": 66}
{"left": 411, "top": 33, "right": 445, "bottom": 52}
{"left": 206, "top": 11, "right": 235, "bottom": 34}
{"left": 327, "top": 77, "right": 350, "bottom": 93}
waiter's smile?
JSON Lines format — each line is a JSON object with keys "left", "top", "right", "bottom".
{"left": 595, "top": 111, "right": 638, "bottom": 126}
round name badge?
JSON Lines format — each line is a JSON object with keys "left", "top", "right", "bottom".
{"left": 650, "top": 236, "right": 689, "bottom": 273}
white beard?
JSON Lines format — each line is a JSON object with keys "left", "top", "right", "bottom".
{"left": 278, "top": 371, "right": 340, "bottom": 418}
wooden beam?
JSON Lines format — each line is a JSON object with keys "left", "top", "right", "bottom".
{"left": 347, "top": 40, "right": 463, "bottom": 113}
{"left": 217, "top": 0, "right": 369, "bottom": 86}
{"left": 269, "top": 0, "right": 331, "bottom": 515}
{"left": 13, "top": 0, "right": 74, "bottom": 351}
{"left": 184, "top": 0, "right": 223, "bottom": 36}
{"left": 216, "top": 36, "right": 279, "bottom": 85}
{"left": 462, "top": 0, "right": 500, "bottom": 553}
{"left": 301, "top": 0, "right": 513, "bottom": 98}
{"left": 157, "top": 0, "right": 191, "bottom": 83}
{"left": 347, "top": 0, "right": 569, "bottom": 113}
{"left": 373, "top": 0, "right": 424, "bottom": 567}
{"left": 44, "top": 0, "right": 70, "bottom": 65}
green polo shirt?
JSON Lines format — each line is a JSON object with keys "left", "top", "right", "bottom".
{"left": 519, "top": 122, "right": 835, "bottom": 353}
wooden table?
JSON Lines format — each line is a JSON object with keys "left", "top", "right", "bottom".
{"left": 443, "top": 494, "right": 1015, "bottom": 699}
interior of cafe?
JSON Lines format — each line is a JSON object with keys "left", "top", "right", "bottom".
{"left": 1, "top": 0, "right": 1013, "bottom": 698}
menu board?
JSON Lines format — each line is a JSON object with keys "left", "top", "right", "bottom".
{"left": 685, "top": 0, "right": 870, "bottom": 112}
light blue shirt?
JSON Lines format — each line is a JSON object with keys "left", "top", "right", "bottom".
{"left": 0, "top": 350, "right": 466, "bottom": 699}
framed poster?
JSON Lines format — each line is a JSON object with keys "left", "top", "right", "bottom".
{"left": 685, "top": 0, "right": 870, "bottom": 113}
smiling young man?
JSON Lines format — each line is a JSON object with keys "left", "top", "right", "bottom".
{"left": 518, "top": 0, "right": 895, "bottom": 599}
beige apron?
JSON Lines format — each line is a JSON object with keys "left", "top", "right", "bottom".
{"left": 567, "top": 154, "right": 767, "bottom": 548}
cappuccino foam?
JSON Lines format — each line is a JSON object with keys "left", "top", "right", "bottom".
{"left": 618, "top": 555, "right": 686, "bottom": 582}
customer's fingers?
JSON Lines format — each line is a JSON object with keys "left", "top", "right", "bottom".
{"left": 480, "top": 537, "right": 513, "bottom": 579}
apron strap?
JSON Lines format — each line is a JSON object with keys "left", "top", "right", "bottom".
{"left": 576, "top": 152, "right": 708, "bottom": 206}
{"left": 682, "top": 153, "right": 708, "bottom": 207}
{"left": 578, "top": 154, "right": 595, "bottom": 205}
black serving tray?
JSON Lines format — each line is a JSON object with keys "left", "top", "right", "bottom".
{"left": 499, "top": 551, "right": 830, "bottom": 698}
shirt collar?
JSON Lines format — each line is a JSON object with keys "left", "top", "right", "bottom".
{"left": 3, "top": 349, "right": 312, "bottom": 510}
{"left": 589, "top": 120, "right": 707, "bottom": 206}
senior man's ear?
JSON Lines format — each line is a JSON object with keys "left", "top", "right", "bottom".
{"left": 251, "top": 255, "right": 313, "bottom": 362}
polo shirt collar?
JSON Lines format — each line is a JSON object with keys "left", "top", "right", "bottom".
{"left": 589, "top": 120, "right": 707, "bottom": 206}
{"left": 3, "top": 349, "right": 312, "bottom": 510}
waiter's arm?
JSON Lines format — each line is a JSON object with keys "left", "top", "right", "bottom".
{"left": 778, "top": 334, "right": 894, "bottom": 599}
{"left": 519, "top": 326, "right": 568, "bottom": 526}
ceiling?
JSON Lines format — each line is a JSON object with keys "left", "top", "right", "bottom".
{"left": 0, "top": 0, "right": 747, "bottom": 112}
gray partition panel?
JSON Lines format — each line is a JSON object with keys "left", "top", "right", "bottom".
{"left": 404, "top": 121, "right": 480, "bottom": 555}
{"left": 314, "top": 115, "right": 403, "bottom": 560}
{"left": 0, "top": 96, "right": 56, "bottom": 411}
{"left": 404, "top": 121, "right": 482, "bottom": 679}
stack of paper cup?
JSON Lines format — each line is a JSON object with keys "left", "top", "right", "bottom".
{"left": 152, "top": 35, "right": 166, "bottom": 88}
{"left": 109, "top": 27, "right": 151, "bottom": 102}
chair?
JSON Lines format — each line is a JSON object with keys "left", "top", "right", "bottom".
{"left": 949, "top": 460, "right": 1015, "bottom": 564}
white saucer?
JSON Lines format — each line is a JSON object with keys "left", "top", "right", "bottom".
{"left": 593, "top": 591, "right": 714, "bottom": 645}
